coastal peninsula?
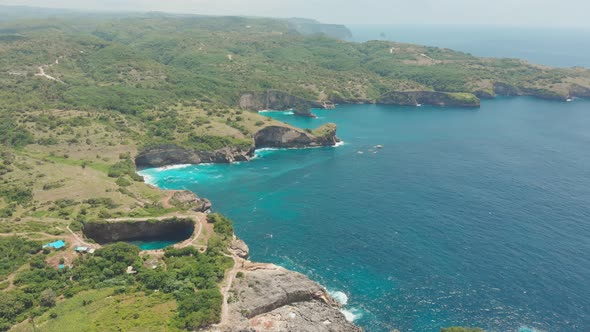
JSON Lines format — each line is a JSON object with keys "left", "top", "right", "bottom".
{"left": 0, "top": 5, "right": 584, "bottom": 332}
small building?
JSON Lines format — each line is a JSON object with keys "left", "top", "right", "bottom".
{"left": 58, "top": 264, "right": 65, "bottom": 269}
{"left": 88, "top": 248, "right": 96, "bottom": 254}
{"left": 126, "top": 266, "right": 137, "bottom": 274}
{"left": 42, "top": 240, "right": 66, "bottom": 250}
{"left": 75, "top": 246, "right": 89, "bottom": 253}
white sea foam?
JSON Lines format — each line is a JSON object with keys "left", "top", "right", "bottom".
{"left": 156, "top": 164, "right": 193, "bottom": 171}
{"left": 519, "top": 327, "right": 544, "bottom": 332}
{"left": 329, "top": 290, "right": 349, "bottom": 306}
{"left": 255, "top": 141, "right": 345, "bottom": 158}
{"left": 341, "top": 308, "right": 363, "bottom": 322}
{"left": 258, "top": 110, "right": 295, "bottom": 115}
{"left": 138, "top": 172, "right": 157, "bottom": 186}
{"left": 334, "top": 140, "right": 345, "bottom": 147}
{"left": 327, "top": 289, "right": 362, "bottom": 322}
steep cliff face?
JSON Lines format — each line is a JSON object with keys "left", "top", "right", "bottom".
{"left": 518, "top": 86, "right": 564, "bottom": 100}
{"left": 135, "top": 144, "right": 254, "bottom": 169}
{"left": 473, "top": 90, "right": 495, "bottom": 99}
{"left": 222, "top": 263, "right": 362, "bottom": 332}
{"left": 569, "top": 84, "right": 590, "bottom": 98}
{"left": 494, "top": 82, "right": 571, "bottom": 100}
{"left": 239, "top": 90, "right": 322, "bottom": 117}
{"left": 493, "top": 82, "right": 519, "bottom": 96}
{"left": 135, "top": 124, "right": 339, "bottom": 169}
{"left": 377, "top": 91, "right": 481, "bottom": 107}
{"left": 254, "top": 124, "right": 339, "bottom": 149}
{"left": 83, "top": 218, "right": 194, "bottom": 244}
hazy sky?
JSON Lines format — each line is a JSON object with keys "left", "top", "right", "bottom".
{"left": 1, "top": 0, "right": 589, "bottom": 27}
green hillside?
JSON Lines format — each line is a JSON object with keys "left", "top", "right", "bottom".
{"left": 0, "top": 7, "right": 581, "bottom": 331}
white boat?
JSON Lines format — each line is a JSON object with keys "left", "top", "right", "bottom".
{"left": 375, "top": 145, "right": 384, "bottom": 149}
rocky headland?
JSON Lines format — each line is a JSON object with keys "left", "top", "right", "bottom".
{"left": 240, "top": 81, "right": 590, "bottom": 113}
{"left": 254, "top": 124, "right": 339, "bottom": 149}
{"left": 218, "top": 261, "right": 361, "bottom": 332}
{"left": 135, "top": 123, "right": 340, "bottom": 168}
{"left": 133, "top": 141, "right": 360, "bottom": 330}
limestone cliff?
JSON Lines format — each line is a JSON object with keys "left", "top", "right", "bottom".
{"left": 82, "top": 218, "right": 194, "bottom": 244}
{"left": 239, "top": 90, "right": 322, "bottom": 117}
{"left": 254, "top": 124, "right": 339, "bottom": 149}
{"left": 494, "top": 81, "right": 586, "bottom": 100}
{"left": 220, "top": 262, "right": 361, "bottom": 332}
{"left": 135, "top": 124, "right": 339, "bottom": 168}
{"left": 493, "top": 82, "right": 520, "bottom": 97}
{"left": 377, "top": 91, "right": 481, "bottom": 107}
{"left": 569, "top": 83, "right": 590, "bottom": 98}
{"left": 135, "top": 144, "right": 254, "bottom": 169}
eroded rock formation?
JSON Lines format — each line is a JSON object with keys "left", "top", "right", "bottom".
{"left": 135, "top": 144, "right": 254, "bottom": 168}
{"left": 222, "top": 263, "right": 361, "bottom": 332}
{"left": 239, "top": 90, "right": 322, "bottom": 117}
{"left": 377, "top": 91, "right": 481, "bottom": 107}
{"left": 82, "top": 218, "right": 194, "bottom": 244}
{"left": 254, "top": 124, "right": 339, "bottom": 149}
{"left": 170, "top": 190, "right": 212, "bottom": 212}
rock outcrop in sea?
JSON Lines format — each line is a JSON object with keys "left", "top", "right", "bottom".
{"left": 254, "top": 124, "right": 339, "bottom": 149}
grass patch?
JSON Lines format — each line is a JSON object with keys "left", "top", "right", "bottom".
{"left": 11, "top": 289, "right": 178, "bottom": 332}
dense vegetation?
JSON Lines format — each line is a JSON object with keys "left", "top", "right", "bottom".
{"left": 1, "top": 11, "right": 589, "bottom": 120}
{"left": 0, "top": 216, "right": 233, "bottom": 330}
{"left": 1, "top": 6, "right": 588, "bottom": 331}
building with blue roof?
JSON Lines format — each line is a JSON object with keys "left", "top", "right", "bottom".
{"left": 42, "top": 240, "right": 66, "bottom": 250}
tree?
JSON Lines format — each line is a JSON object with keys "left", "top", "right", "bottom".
{"left": 39, "top": 289, "right": 56, "bottom": 307}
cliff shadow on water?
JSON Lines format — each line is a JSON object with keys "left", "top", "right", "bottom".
{"left": 82, "top": 218, "right": 195, "bottom": 246}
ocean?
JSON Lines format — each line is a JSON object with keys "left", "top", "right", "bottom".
{"left": 139, "top": 97, "right": 590, "bottom": 331}
{"left": 347, "top": 25, "right": 590, "bottom": 68}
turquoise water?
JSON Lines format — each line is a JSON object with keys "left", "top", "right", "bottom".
{"left": 139, "top": 97, "right": 590, "bottom": 331}
{"left": 127, "top": 239, "right": 179, "bottom": 250}
{"left": 125, "top": 226, "right": 194, "bottom": 250}
{"left": 347, "top": 25, "right": 590, "bottom": 68}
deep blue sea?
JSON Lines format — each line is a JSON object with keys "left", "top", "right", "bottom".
{"left": 347, "top": 25, "right": 590, "bottom": 68}
{"left": 139, "top": 97, "right": 590, "bottom": 332}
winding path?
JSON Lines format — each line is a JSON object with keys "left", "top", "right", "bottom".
{"left": 34, "top": 57, "right": 65, "bottom": 83}
{"left": 66, "top": 224, "right": 93, "bottom": 247}
{"left": 219, "top": 251, "right": 240, "bottom": 326}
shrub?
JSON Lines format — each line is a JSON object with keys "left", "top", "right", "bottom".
{"left": 40, "top": 289, "right": 56, "bottom": 307}
{"left": 116, "top": 176, "right": 132, "bottom": 187}
{"left": 108, "top": 159, "right": 143, "bottom": 181}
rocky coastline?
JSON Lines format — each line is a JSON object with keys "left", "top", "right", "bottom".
{"left": 135, "top": 123, "right": 340, "bottom": 168}
{"left": 221, "top": 260, "right": 362, "bottom": 332}
{"left": 238, "top": 83, "right": 588, "bottom": 114}
{"left": 239, "top": 90, "right": 322, "bottom": 117}
{"left": 130, "top": 123, "right": 360, "bottom": 330}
